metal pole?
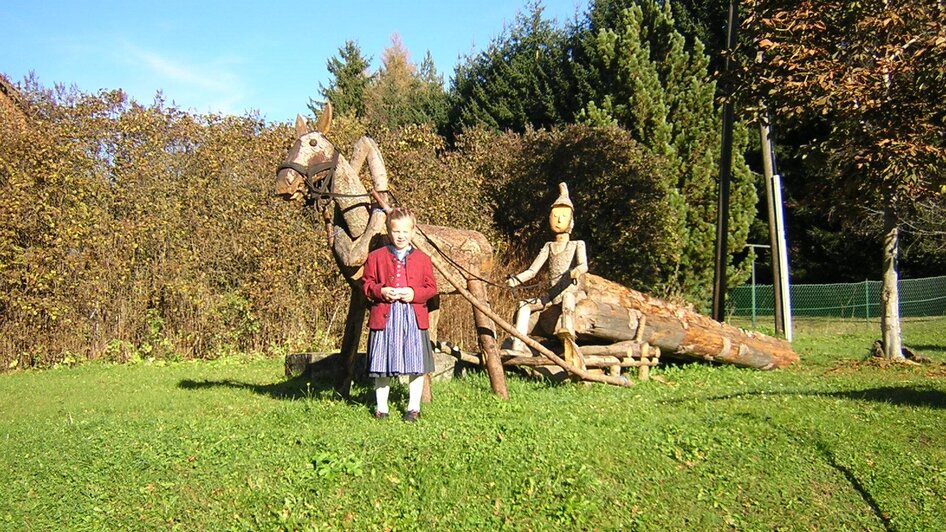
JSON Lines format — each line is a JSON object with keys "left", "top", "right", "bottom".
{"left": 771, "top": 172, "right": 793, "bottom": 340}
{"left": 746, "top": 244, "right": 771, "bottom": 330}
{"left": 865, "top": 279, "right": 870, "bottom": 324}
{"left": 712, "top": 0, "right": 739, "bottom": 322}
{"left": 751, "top": 250, "right": 757, "bottom": 328}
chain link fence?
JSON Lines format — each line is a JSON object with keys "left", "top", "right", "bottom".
{"left": 730, "top": 275, "right": 946, "bottom": 322}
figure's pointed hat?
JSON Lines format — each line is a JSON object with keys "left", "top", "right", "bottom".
{"left": 552, "top": 182, "right": 574, "bottom": 210}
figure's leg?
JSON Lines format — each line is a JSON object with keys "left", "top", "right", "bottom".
{"left": 556, "top": 292, "right": 586, "bottom": 371}
{"left": 511, "top": 301, "right": 533, "bottom": 353}
{"left": 337, "top": 287, "right": 367, "bottom": 399}
{"left": 556, "top": 292, "right": 577, "bottom": 337}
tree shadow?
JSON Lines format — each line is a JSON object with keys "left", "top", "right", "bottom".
{"left": 664, "top": 385, "right": 946, "bottom": 409}
{"left": 733, "top": 411, "right": 894, "bottom": 531}
{"left": 906, "top": 344, "right": 946, "bottom": 353}
{"left": 178, "top": 373, "right": 346, "bottom": 401}
{"left": 828, "top": 386, "right": 946, "bottom": 408}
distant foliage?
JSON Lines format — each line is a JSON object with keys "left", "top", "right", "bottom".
{"left": 486, "top": 125, "right": 682, "bottom": 293}
{"left": 0, "top": 84, "right": 503, "bottom": 368}
{"left": 739, "top": 0, "right": 946, "bottom": 209}
{"left": 363, "top": 35, "right": 450, "bottom": 132}
{"left": 573, "top": 0, "right": 755, "bottom": 299}
{"left": 314, "top": 37, "right": 449, "bottom": 133}
{"left": 1, "top": 86, "right": 346, "bottom": 367}
{"left": 371, "top": 123, "right": 497, "bottom": 241}
{"left": 449, "top": 0, "right": 755, "bottom": 303}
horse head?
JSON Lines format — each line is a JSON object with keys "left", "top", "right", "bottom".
{"left": 275, "top": 103, "right": 337, "bottom": 203}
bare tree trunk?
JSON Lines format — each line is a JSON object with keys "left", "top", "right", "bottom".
{"left": 880, "top": 201, "right": 904, "bottom": 359}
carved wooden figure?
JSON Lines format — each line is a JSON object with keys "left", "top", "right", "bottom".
{"left": 275, "top": 104, "right": 507, "bottom": 399}
{"left": 506, "top": 183, "right": 589, "bottom": 368}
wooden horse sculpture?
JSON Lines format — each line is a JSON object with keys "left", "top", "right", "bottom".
{"left": 275, "top": 104, "right": 506, "bottom": 398}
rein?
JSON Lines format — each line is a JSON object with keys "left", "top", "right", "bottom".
{"left": 278, "top": 144, "right": 539, "bottom": 293}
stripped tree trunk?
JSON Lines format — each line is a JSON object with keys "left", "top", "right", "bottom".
{"left": 571, "top": 274, "right": 798, "bottom": 369}
{"left": 880, "top": 201, "right": 904, "bottom": 359}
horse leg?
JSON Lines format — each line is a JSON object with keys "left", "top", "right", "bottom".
{"left": 350, "top": 136, "right": 389, "bottom": 194}
{"left": 336, "top": 286, "right": 367, "bottom": 399}
{"left": 332, "top": 210, "right": 386, "bottom": 270}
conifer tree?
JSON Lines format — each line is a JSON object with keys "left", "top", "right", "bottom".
{"left": 363, "top": 35, "right": 449, "bottom": 131}
{"left": 309, "top": 41, "right": 371, "bottom": 117}
{"left": 570, "top": 0, "right": 755, "bottom": 301}
{"left": 449, "top": 3, "right": 571, "bottom": 133}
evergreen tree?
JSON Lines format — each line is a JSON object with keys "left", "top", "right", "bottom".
{"left": 448, "top": 3, "right": 571, "bottom": 133}
{"left": 570, "top": 0, "right": 755, "bottom": 301}
{"left": 446, "top": 0, "right": 755, "bottom": 303}
{"left": 414, "top": 51, "right": 450, "bottom": 133}
{"left": 309, "top": 41, "right": 371, "bottom": 117}
{"left": 363, "top": 35, "right": 450, "bottom": 131}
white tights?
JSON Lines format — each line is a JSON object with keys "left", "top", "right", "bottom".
{"left": 374, "top": 375, "right": 425, "bottom": 414}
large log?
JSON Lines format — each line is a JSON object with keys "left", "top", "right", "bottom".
{"left": 565, "top": 274, "right": 798, "bottom": 369}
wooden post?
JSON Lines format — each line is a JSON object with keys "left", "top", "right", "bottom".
{"left": 638, "top": 344, "right": 651, "bottom": 381}
{"left": 467, "top": 268, "right": 509, "bottom": 400}
{"left": 419, "top": 244, "right": 510, "bottom": 397}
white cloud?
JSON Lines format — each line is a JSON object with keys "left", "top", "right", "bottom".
{"left": 117, "top": 42, "right": 250, "bottom": 115}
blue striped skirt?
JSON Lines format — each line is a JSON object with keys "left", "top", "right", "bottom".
{"left": 367, "top": 301, "right": 435, "bottom": 377}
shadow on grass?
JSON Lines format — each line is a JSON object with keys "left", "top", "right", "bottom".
{"left": 666, "top": 385, "right": 946, "bottom": 409}
{"left": 832, "top": 386, "right": 946, "bottom": 408}
{"left": 736, "top": 412, "right": 895, "bottom": 531}
{"left": 178, "top": 374, "right": 410, "bottom": 411}
{"left": 178, "top": 374, "right": 337, "bottom": 401}
{"left": 908, "top": 344, "right": 946, "bottom": 353}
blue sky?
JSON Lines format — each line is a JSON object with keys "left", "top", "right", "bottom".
{"left": 2, "top": 0, "right": 588, "bottom": 124}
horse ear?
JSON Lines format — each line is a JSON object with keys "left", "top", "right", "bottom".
{"left": 314, "top": 102, "right": 333, "bottom": 134}
{"left": 294, "top": 114, "right": 310, "bottom": 138}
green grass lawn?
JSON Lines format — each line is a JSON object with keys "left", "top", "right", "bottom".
{"left": 1, "top": 318, "right": 944, "bottom": 530}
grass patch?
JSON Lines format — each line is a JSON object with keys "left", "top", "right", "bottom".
{"left": 1, "top": 319, "right": 945, "bottom": 529}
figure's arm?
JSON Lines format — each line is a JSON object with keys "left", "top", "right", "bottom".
{"left": 507, "top": 243, "right": 550, "bottom": 287}
{"left": 570, "top": 241, "right": 589, "bottom": 279}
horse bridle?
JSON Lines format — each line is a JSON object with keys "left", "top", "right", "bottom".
{"left": 276, "top": 146, "right": 340, "bottom": 205}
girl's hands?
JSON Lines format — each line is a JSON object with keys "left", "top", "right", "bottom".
{"left": 380, "top": 287, "right": 414, "bottom": 302}
{"left": 380, "top": 287, "right": 399, "bottom": 301}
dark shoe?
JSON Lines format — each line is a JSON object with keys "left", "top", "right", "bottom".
{"left": 374, "top": 411, "right": 389, "bottom": 420}
{"left": 402, "top": 410, "right": 420, "bottom": 423}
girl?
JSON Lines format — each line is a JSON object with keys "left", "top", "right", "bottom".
{"left": 361, "top": 208, "right": 437, "bottom": 422}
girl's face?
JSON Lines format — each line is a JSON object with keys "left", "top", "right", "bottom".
{"left": 388, "top": 217, "right": 415, "bottom": 250}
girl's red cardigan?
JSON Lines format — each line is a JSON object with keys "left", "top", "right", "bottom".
{"left": 361, "top": 246, "right": 437, "bottom": 330}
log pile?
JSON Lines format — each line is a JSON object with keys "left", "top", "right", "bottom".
{"left": 565, "top": 274, "right": 798, "bottom": 369}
